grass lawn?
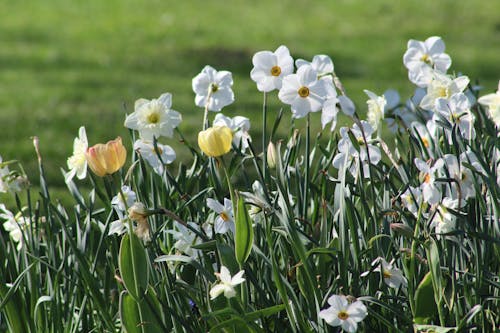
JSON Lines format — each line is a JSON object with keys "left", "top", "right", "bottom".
{"left": 1, "top": 0, "right": 499, "bottom": 206}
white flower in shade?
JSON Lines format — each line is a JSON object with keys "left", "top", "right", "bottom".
{"left": 415, "top": 158, "right": 444, "bottom": 205}
{"left": 133, "top": 139, "right": 176, "bottom": 175}
{"left": 431, "top": 197, "right": 460, "bottom": 238}
{"left": 66, "top": 126, "right": 88, "bottom": 183}
{"left": 0, "top": 156, "right": 11, "bottom": 193}
{"left": 403, "top": 36, "right": 451, "bottom": 87}
{"left": 108, "top": 218, "right": 129, "bottom": 236}
{"left": 434, "top": 92, "right": 475, "bottom": 141}
{"left": 477, "top": 82, "right": 500, "bottom": 126}
{"left": 111, "top": 185, "right": 137, "bottom": 212}
{"left": 401, "top": 186, "right": 422, "bottom": 217}
{"left": 210, "top": 265, "right": 245, "bottom": 300}
{"left": 250, "top": 45, "right": 294, "bottom": 92}
{"left": 166, "top": 222, "right": 201, "bottom": 257}
{"left": 213, "top": 113, "right": 251, "bottom": 152}
{"left": 207, "top": 198, "right": 235, "bottom": 234}
{"left": 319, "top": 295, "right": 367, "bottom": 332}
{"left": 372, "top": 257, "right": 408, "bottom": 289}
{"left": 338, "top": 95, "right": 356, "bottom": 117}
{"left": 278, "top": 65, "right": 327, "bottom": 118}
{"left": 192, "top": 65, "right": 234, "bottom": 111}
{"left": 124, "top": 93, "right": 182, "bottom": 140}
{"left": 411, "top": 121, "right": 438, "bottom": 158}
{"left": 0, "top": 204, "right": 29, "bottom": 250}
{"left": 419, "top": 72, "right": 469, "bottom": 111}
{"left": 443, "top": 151, "right": 484, "bottom": 200}
{"left": 364, "top": 90, "right": 387, "bottom": 132}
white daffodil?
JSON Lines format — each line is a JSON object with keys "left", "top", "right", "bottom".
{"left": 443, "top": 151, "right": 484, "bottom": 200}
{"left": 401, "top": 186, "right": 422, "bottom": 217}
{"left": 209, "top": 265, "right": 245, "bottom": 300}
{"left": 278, "top": 65, "right": 327, "bottom": 119}
{"left": 166, "top": 222, "right": 202, "bottom": 258}
{"left": 411, "top": 121, "right": 438, "bottom": 158}
{"left": 364, "top": 90, "right": 387, "bottom": 132}
{"left": 111, "top": 185, "right": 137, "bottom": 212}
{"left": 213, "top": 113, "right": 251, "bottom": 152}
{"left": 403, "top": 36, "right": 451, "bottom": 87}
{"left": 134, "top": 139, "right": 176, "bottom": 175}
{"left": 372, "top": 257, "right": 408, "bottom": 289}
{"left": 431, "top": 197, "right": 460, "bottom": 238}
{"left": 434, "top": 92, "right": 475, "bottom": 141}
{"left": 192, "top": 65, "right": 234, "bottom": 112}
{"left": 0, "top": 204, "right": 29, "bottom": 250}
{"left": 250, "top": 45, "right": 294, "bottom": 92}
{"left": 66, "top": 126, "right": 88, "bottom": 183}
{"left": 296, "top": 54, "right": 334, "bottom": 76}
{"left": 477, "top": 82, "right": 500, "bottom": 126}
{"left": 124, "top": 92, "right": 182, "bottom": 140}
{"left": 0, "top": 156, "right": 11, "bottom": 193}
{"left": 206, "top": 198, "right": 234, "bottom": 234}
{"left": 419, "top": 72, "right": 469, "bottom": 111}
{"left": 108, "top": 218, "right": 129, "bottom": 236}
{"left": 415, "top": 158, "right": 444, "bottom": 205}
{"left": 319, "top": 294, "right": 367, "bottom": 332}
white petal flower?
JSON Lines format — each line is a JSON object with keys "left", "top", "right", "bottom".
{"left": 0, "top": 156, "right": 11, "bottom": 193}
{"left": 319, "top": 295, "right": 367, "bottom": 332}
{"left": 0, "top": 204, "right": 29, "bottom": 250}
{"left": 192, "top": 65, "right": 234, "bottom": 111}
{"left": 134, "top": 139, "right": 176, "bottom": 175}
{"left": 66, "top": 126, "right": 88, "bottom": 183}
{"left": 250, "top": 45, "right": 294, "bottom": 92}
{"left": 108, "top": 219, "right": 128, "bottom": 236}
{"left": 419, "top": 72, "right": 469, "bottom": 111}
{"left": 434, "top": 92, "right": 475, "bottom": 141}
{"left": 166, "top": 222, "right": 202, "bottom": 257}
{"left": 415, "top": 158, "right": 444, "bottom": 205}
{"left": 431, "top": 197, "right": 460, "bottom": 238}
{"left": 373, "top": 257, "right": 408, "bottom": 289}
{"left": 278, "top": 65, "right": 327, "bottom": 118}
{"left": 111, "top": 185, "right": 137, "bottom": 212}
{"left": 207, "top": 198, "right": 234, "bottom": 234}
{"left": 364, "top": 90, "right": 387, "bottom": 132}
{"left": 296, "top": 54, "right": 334, "bottom": 76}
{"left": 213, "top": 113, "right": 251, "bottom": 152}
{"left": 124, "top": 93, "right": 182, "bottom": 140}
{"left": 477, "top": 82, "right": 500, "bottom": 126}
{"left": 401, "top": 186, "right": 422, "bottom": 217}
{"left": 210, "top": 266, "right": 245, "bottom": 300}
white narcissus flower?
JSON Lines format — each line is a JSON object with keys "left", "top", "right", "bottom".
{"left": 443, "top": 151, "right": 485, "bottom": 200}
{"left": 279, "top": 65, "right": 327, "bottom": 118}
{"left": 411, "top": 121, "right": 438, "bottom": 158}
{"left": 0, "top": 204, "right": 29, "bottom": 250}
{"left": 415, "top": 158, "right": 444, "bottom": 205}
{"left": 209, "top": 266, "right": 245, "bottom": 300}
{"left": 250, "top": 45, "right": 294, "bottom": 92}
{"left": 206, "top": 198, "right": 235, "bottom": 234}
{"left": 213, "top": 113, "right": 251, "bottom": 152}
{"left": 0, "top": 156, "right": 11, "bottom": 193}
{"left": 111, "top": 185, "right": 137, "bottom": 212}
{"left": 372, "top": 257, "right": 408, "bottom": 289}
{"left": 66, "top": 126, "right": 88, "bottom": 183}
{"left": 134, "top": 139, "right": 176, "bottom": 175}
{"left": 364, "top": 90, "right": 387, "bottom": 132}
{"left": 166, "top": 222, "right": 202, "bottom": 258}
{"left": 124, "top": 93, "right": 182, "bottom": 140}
{"left": 403, "top": 36, "right": 452, "bottom": 87}
{"left": 319, "top": 295, "right": 367, "bottom": 332}
{"left": 431, "top": 197, "right": 460, "bottom": 238}
{"left": 401, "top": 186, "right": 422, "bottom": 217}
{"left": 434, "top": 92, "right": 475, "bottom": 141}
{"left": 477, "top": 82, "right": 500, "bottom": 126}
{"left": 192, "top": 65, "right": 234, "bottom": 112}
{"left": 419, "top": 72, "right": 469, "bottom": 111}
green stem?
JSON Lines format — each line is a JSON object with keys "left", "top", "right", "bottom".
{"left": 262, "top": 92, "right": 268, "bottom": 182}
{"left": 302, "top": 113, "right": 311, "bottom": 220}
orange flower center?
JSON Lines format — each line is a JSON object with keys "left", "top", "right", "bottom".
{"left": 220, "top": 212, "right": 230, "bottom": 221}
{"left": 298, "top": 86, "right": 310, "bottom": 98}
{"left": 424, "top": 173, "right": 431, "bottom": 183}
{"left": 337, "top": 310, "right": 349, "bottom": 320}
{"left": 270, "top": 66, "right": 282, "bottom": 76}
{"left": 383, "top": 270, "right": 392, "bottom": 279}
{"left": 422, "top": 137, "right": 430, "bottom": 148}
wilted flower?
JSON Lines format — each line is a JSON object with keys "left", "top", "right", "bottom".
{"left": 198, "top": 126, "right": 233, "bottom": 157}
{"left": 372, "top": 257, "right": 408, "bottom": 289}
{"left": 192, "top": 65, "right": 234, "bottom": 111}
{"left": 86, "top": 137, "right": 127, "bottom": 177}
{"left": 250, "top": 45, "right": 294, "bottom": 92}
{"left": 209, "top": 265, "right": 245, "bottom": 300}
{"left": 207, "top": 198, "right": 234, "bottom": 234}
{"left": 477, "top": 81, "right": 500, "bottom": 126}
{"left": 124, "top": 93, "right": 182, "bottom": 140}
{"left": 66, "top": 126, "right": 88, "bottom": 182}
{"left": 134, "top": 139, "right": 176, "bottom": 175}
{"left": 318, "top": 294, "right": 367, "bottom": 332}
{"left": 128, "top": 202, "right": 150, "bottom": 242}
{"left": 213, "top": 114, "right": 251, "bottom": 152}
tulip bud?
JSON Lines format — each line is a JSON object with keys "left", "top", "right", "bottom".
{"left": 267, "top": 141, "right": 277, "bottom": 169}
{"left": 198, "top": 126, "right": 233, "bottom": 157}
{"left": 86, "top": 137, "right": 127, "bottom": 177}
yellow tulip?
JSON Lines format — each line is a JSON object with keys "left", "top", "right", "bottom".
{"left": 86, "top": 137, "right": 127, "bottom": 177}
{"left": 198, "top": 126, "right": 233, "bottom": 157}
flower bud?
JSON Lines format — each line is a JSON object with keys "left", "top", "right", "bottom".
{"left": 86, "top": 137, "right": 127, "bottom": 177}
{"left": 198, "top": 126, "right": 233, "bottom": 157}
{"left": 267, "top": 141, "right": 277, "bottom": 169}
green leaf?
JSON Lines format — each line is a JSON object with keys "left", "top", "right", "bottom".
{"left": 235, "top": 195, "right": 254, "bottom": 266}
{"left": 245, "top": 304, "right": 286, "bottom": 321}
{"left": 119, "top": 233, "right": 149, "bottom": 301}
{"left": 413, "top": 324, "right": 456, "bottom": 332}
{"left": 120, "top": 290, "right": 165, "bottom": 333}
{"left": 414, "top": 272, "right": 438, "bottom": 324}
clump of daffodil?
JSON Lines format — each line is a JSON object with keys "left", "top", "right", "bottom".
{"left": 86, "top": 137, "right": 127, "bottom": 177}
{"left": 198, "top": 125, "right": 233, "bottom": 157}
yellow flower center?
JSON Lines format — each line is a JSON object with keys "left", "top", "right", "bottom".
{"left": 147, "top": 112, "right": 160, "bottom": 124}
{"left": 270, "top": 65, "right": 282, "bottom": 76}
{"left": 420, "top": 53, "right": 432, "bottom": 65}
{"left": 383, "top": 270, "right": 392, "bottom": 279}
{"left": 220, "top": 212, "right": 230, "bottom": 221}
{"left": 422, "top": 137, "right": 430, "bottom": 148}
{"left": 337, "top": 310, "right": 349, "bottom": 320}
{"left": 424, "top": 173, "right": 431, "bottom": 183}
{"left": 298, "top": 86, "right": 310, "bottom": 98}
{"left": 437, "top": 87, "right": 448, "bottom": 98}
{"left": 211, "top": 83, "right": 219, "bottom": 93}
{"left": 152, "top": 146, "right": 163, "bottom": 155}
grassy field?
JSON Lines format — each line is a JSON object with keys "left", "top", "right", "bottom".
{"left": 1, "top": 0, "right": 499, "bottom": 205}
